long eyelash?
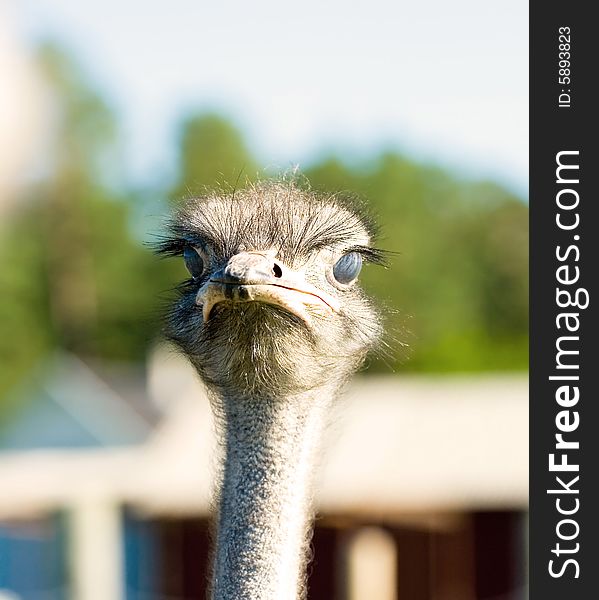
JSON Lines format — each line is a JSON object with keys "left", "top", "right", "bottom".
{"left": 347, "top": 245, "right": 394, "bottom": 267}
{"left": 149, "top": 227, "right": 187, "bottom": 256}
{"left": 151, "top": 231, "right": 209, "bottom": 258}
{"left": 152, "top": 239, "right": 186, "bottom": 257}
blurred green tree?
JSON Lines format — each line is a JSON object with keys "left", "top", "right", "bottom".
{"left": 171, "top": 113, "right": 258, "bottom": 200}
{"left": 0, "top": 44, "right": 168, "bottom": 414}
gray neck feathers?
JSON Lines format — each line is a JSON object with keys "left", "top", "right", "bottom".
{"left": 211, "top": 385, "right": 336, "bottom": 600}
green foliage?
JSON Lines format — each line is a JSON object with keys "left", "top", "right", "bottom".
{"left": 0, "top": 44, "right": 170, "bottom": 409}
{"left": 171, "top": 113, "right": 258, "bottom": 200}
{"left": 37, "top": 42, "right": 119, "bottom": 181}
{"left": 0, "top": 217, "right": 54, "bottom": 411}
{"left": 0, "top": 43, "right": 528, "bottom": 414}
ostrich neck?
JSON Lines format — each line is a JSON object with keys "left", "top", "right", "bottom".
{"left": 211, "top": 385, "right": 336, "bottom": 600}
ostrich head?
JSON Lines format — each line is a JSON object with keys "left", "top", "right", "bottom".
{"left": 159, "top": 181, "right": 383, "bottom": 399}
{"left": 157, "top": 181, "right": 384, "bottom": 600}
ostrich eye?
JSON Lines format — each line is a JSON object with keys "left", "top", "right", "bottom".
{"left": 332, "top": 252, "right": 362, "bottom": 284}
{"left": 183, "top": 246, "right": 204, "bottom": 279}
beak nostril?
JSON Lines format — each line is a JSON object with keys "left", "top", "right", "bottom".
{"left": 273, "top": 263, "right": 283, "bottom": 278}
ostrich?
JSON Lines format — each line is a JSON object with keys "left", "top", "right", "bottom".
{"left": 158, "top": 181, "right": 384, "bottom": 600}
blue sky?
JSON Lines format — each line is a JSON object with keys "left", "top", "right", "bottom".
{"left": 16, "top": 0, "right": 528, "bottom": 195}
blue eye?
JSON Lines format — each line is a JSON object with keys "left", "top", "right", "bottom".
{"left": 332, "top": 252, "right": 362, "bottom": 284}
{"left": 183, "top": 246, "right": 204, "bottom": 279}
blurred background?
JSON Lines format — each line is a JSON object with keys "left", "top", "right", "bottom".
{"left": 0, "top": 1, "right": 528, "bottom": 599}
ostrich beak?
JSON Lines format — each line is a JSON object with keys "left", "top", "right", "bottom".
{"left": 196, "top": 251, "right": 340, "bottom": 323}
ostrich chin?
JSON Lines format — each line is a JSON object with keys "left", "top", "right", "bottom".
{"left": 193, "top": 299, "right": 342, "bottom": 399}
